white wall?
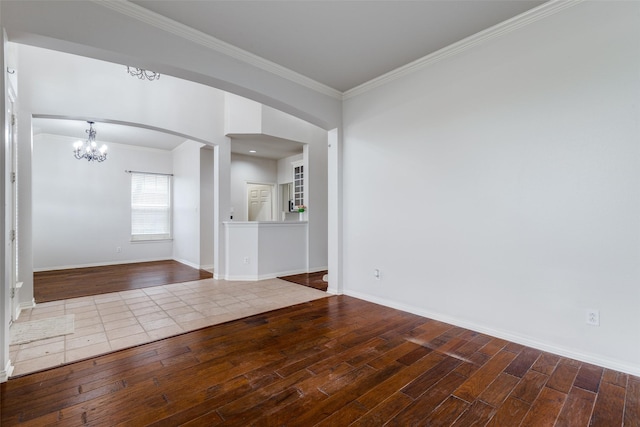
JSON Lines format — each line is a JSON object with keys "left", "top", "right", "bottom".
{"left": 230, "top": 153, "right": 277, "bottom": 222}
{"left": 33, "top": 134, "right": 173, "bottom": 270}
{"left": 15, "top": 43, "right": 229, "bottom": 290}
{"left": 262, "top": 106, "right": 328, "bottom": 271}
{"left": 277, "top": 153, "right": 303, "bottom": 184}
{"left": 172, "top": 140, "right": 204, "bottom": 268}
{"left": 200, "top": 147, "right": 215, "bottom": 270}
{"left": 224, "top": 222, "right": 308, "bottom": 280}
{"left": 342, "top": 1, "right": 640, "bottom": 375}
{"left": 225, "top": 94, "right": 329, "bottom": 271}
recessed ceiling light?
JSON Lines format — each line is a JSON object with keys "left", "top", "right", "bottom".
{"left": 249, "top": 150, "right": 257, "bottom": 153}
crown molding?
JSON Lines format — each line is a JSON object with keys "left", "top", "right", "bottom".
{"left": 343, "top": 0, "right": 584, "bottom": 100}
{"left": 92, "top": 0, "right": 343, "bottom": 100}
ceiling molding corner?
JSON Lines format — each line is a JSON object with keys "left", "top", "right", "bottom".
{"left": 92, "top": 0, "right": 343, "bottom": 100}
{"left": 343, "top": 0, "right": 584, "bottom": 100}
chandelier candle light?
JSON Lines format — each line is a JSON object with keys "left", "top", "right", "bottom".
{"left": 73, "top": 121, "right": 107, "bottom": 162}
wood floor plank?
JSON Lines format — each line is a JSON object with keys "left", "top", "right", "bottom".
{"left": 478, "top": 372, "right": 520, "bottom": 407}
{"left": 278, "top": 270, "right": 328, "bottom": 291}
{"left": 34, "top": 260, "right": 212, "bottom": 302}
{"left": 401, "top": 355, "right": 462, "bottom": 399}
{"left": 452, "top": 350, "right": 517, "bottom": 403}
{"left": 423, "top": 395, "right": 469, "bottom": 426}
{"left": 503, "top": 347, "right": 542, "bottom": 378}
{"left": 589, "top": 381, "right": 626, "bottom": 427}
{"left": 531, "top": 352, "right": 561, "bottom": 376}
{"left": 357, "top": 351, "right": 446, "bottom": 409}
{"left": 510, "top": 370, "right": 549, "bottom": 404}
{"left": 350, "top": 392, "right": 413, "bottom": 426}
{"left": 520, "top": 386, "right": 567, "bottom": 426}
{"left": 555, "top": 386, "right": 596, "bottom": 427}
{"left": 451, "top": 400, "right": 496, "bottom": 426}
{"left": 478, "top": 337, "right": 509, "bottom": 357}
{"left": 624, "top": 376, "right": 640, "bottom": 427}
{"left": 547, "top": 361, "right": 579, "bottom": 393}
{"left": 389, "top": 372, "right": 467, "bottom": 426}
{"left": 2, "top": 295, "right": 637, "bottom": 426}
{"left": 573, "top": 362, "right": 604, "bottom": 393}
{"left": 485, "top": 396, "right": 530, "bottom": 427}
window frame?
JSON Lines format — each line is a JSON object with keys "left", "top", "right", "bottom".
{"left": 130, "top": 172, "right": 173, "bottom": 242}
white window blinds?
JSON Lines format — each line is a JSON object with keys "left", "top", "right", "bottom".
{"left": 131, "top": 173, "right": 172, "bottom": 241}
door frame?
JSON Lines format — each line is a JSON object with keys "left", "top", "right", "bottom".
{"left": 6, "top": 85, "right": 19, "bottom": 322}
{"left": 245, "top": 181, "right": 277, "bottom": 221}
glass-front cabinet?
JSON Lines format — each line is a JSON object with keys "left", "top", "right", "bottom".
{"left": 292, "top": 161, "right": 304, "bottom": 211}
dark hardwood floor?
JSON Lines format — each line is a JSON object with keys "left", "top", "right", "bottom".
{"left": 279, "top": 270, "right": 328, "bottom": 291}
{"left": 34, "top": 260, "right": 213, "bottom": 303}
{"left": 2, "top": 296, "right": 637, "bottom": 426}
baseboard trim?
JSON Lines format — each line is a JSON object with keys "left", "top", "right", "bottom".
{"left": 33, "top": 258, "right": 172, "bottom": 272}
{"left": 199, "top": 264, "right": 215, "bottom": 271}
{"left": 308, "top": 266, "right": 328, "bottom": 274}
{"left": 172, "top": 258, "right": 200, "bottom": 270}
{"left": 20, "top": 299, "right": 36, "bottom": 311}
{"left": 14, "top": 298, "right": 36, "bottom": 321}
{"left": 344, "top": 290, "right": 640, "bottom": 377}
{"left": 1, "top": 359, "right": 14, "bottom": 383}
{"left": 224, "top": 268, "right": 310, "bottom": 282}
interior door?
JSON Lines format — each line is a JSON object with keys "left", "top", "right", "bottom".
{"left": 247, "top": 184, "right": 273, "bottom": 221}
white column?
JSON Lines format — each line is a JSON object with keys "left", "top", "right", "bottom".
{"left": 1, "top": 26, "right": 12, "bottom": 382}
{"left": 327, "top": 128, "right": 342, "bottom": 294}
{"left": 213, "top": 138, "right": 231, "bottom": 279}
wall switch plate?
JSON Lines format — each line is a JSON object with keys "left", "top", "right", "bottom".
{"left": 586, "top": 309, "right": 600, "bottom": 326}
{"left": 116, "top": 247, "right": 122, "bottom": 253}
{"left": 243, "top": 257, "right": 250, "bottom": 264}
{"left": 373, "top": 269, "right": 380, "bottom": 280}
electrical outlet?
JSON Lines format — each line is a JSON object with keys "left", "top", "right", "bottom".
{"left": 243, "top": 257, "right": 250, "bottom": 264}
{"left": 116, "top": 247, "right": 122, "bottom": 253}
{"left": 373, "top": 269, "right": 380, "bottom": 280}
{"left": 586, "top": 309, "right": 600, "bottom": 326}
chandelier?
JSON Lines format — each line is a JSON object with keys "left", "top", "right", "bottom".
{"left": 126, "top": 66, "right": 160, "bottom": 81}
{"left": 73, "top": 121, "right": 107, "bottom": 162}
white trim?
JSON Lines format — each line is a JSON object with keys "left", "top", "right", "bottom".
{"left": 308, "top": 266, "right": 328, "bottom": 274}
{"left": 343, "top": 0, "right": 584, "bottom": 99}
{"left": 224, "top": 268, "right": 309, "bottom": 282}
{"left": 344, "top": 290, "right": 640, "bottom": 377}
{"left": 14, "top": 298, "right": 36, "bottom": 321}
{"left": 200, "top": 264, "right": 215, "bottom": 272}
{"left": 20, "top": 299, "right": 36, "bottom": 311}
{"left": 172, "top": 258, "right": 200, "bottom": 270}
{"left": 1, "top": 359, "right": 14, "bottom": 383}
{"left": 13, "top": 281, "right": 25, "bottom": 319}
{"left": 93, "top": 0, "right": 342, "bottom": 100}
{"left": 32, "top": 257, "right": 173, "bottom": 272}
{"left": 91, "top": 0, "right": 580, "bottom": 101}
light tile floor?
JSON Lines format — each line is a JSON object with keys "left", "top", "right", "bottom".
{"left": 9, "top": 278, "right": 328, "bottom": 377}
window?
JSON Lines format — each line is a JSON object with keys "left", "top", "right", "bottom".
{"left": 131, "top": 173, "right": 172, "bottom": 241}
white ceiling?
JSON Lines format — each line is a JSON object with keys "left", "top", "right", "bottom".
{"left": 23, "top": 1, "right": 545, "bottom": 158}
{"left": 32, "top": 118, "right": 189, "bottom": 151}
{"left": 31, "top": 117, "right": 303, "bottom": 159}
{"left": 132, "top": 0, "right": 545, "bottom": 92}
{"left": 230, "top": 135, "right": 303, "bottom": 160}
